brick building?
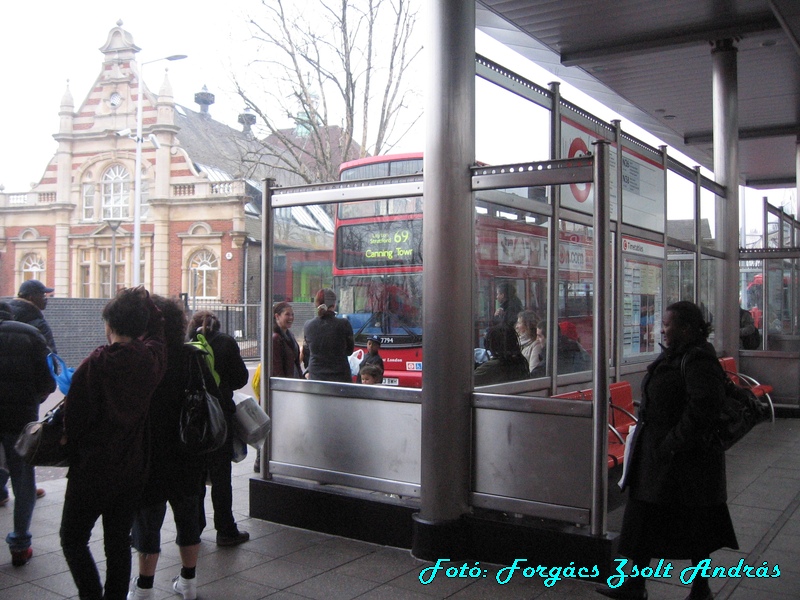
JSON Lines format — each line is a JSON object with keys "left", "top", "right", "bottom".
{"left": 0, "top": 21, "right": 334, "bottom": 304}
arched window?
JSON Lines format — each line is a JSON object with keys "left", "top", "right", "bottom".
{"left": 102, "top": 165, "right": 131, "bottom": 220}
{"left": 189, "top": 249, "right": 219, "bottom": 300}
{"left": 21, "top": 253, "right": 45, "bottom": 281}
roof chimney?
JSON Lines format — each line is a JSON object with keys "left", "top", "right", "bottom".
{"left": 238, "top": 107, "right": 256, "bottom": 134}
{"left": 194, "top": 85, "right": 215, "bottom": 116}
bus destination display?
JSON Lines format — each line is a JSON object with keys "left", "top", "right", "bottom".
{"left": 337, "top": 219, "right": 423, "bottom": 269}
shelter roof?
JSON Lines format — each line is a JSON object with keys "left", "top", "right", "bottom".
{"left": 478, "top": 0, "right": 800, "bottom": 188}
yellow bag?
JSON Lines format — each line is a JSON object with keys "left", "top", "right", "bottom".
{"left": 252, "top": 363, "right": 262, "bottom": 401}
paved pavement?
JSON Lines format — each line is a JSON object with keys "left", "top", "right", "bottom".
{"left": 1, "top": 399, "right": 797, "bottom": 599}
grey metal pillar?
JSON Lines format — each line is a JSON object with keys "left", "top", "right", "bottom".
{"left": 259, "top": 178, "right": 275, "bottom": 479}
{"left": 591, "top": 141, "right": 611, "bottom": 536}
{"left": 712, "top": 39, "right": 740, "bottom": 358}
{"left": 548, "top": 82, "right": 562, "bottom": 390}
{"left": 412, "top": 0, "right": 475, "bottom": 559}
{"left": 694, "top": 167, "right": 703, "bottom": 304}
{"left": 796, "top": 139, "right": 800, "bottom": 219}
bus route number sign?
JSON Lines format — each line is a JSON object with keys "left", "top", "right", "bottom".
{"left": 337, "top": 220, "right": 422, "bottom": 269}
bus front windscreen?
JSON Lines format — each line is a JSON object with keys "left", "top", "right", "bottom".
{"left": 336, "top": 274, "right": 423, "bottom": 345}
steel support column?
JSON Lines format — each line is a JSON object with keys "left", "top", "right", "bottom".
{"left": 412, "top": 0, "right": 475, "bottom": 559}
{"left": 712, "top": 39, "right": 740, "bottom": 359}
{"left": 796, "top": 139, "right": 800, "bottom": 218}
{"left": 591, "top": 141, "right": 611, "bottom": 536}
{"left": 259, "top": 178, "right": 275, "bottom": 479}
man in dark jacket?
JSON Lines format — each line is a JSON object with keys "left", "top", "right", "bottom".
{"left": 9, "top": 279, "right": 57, "bottom": 353}
{"left": 0, "top": 302, "right": 56, "bottom": 566}
{"left": 5, "top": 279, "right": 55, "bottom": 503}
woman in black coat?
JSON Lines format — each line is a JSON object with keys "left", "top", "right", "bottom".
{"left": 597, "top": 301, "right": 738, "bottom": 600}
{"left": 302, "top": 288, "right": 354, "bottom": 383}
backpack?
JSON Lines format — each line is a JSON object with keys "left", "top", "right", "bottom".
{"left": 680, "top": 352, "right": 770, "bottom": 450}
{"left": 187, "top": 332, "right": 221, "bottom": 386}
{"left": 178, "top": 346, "right": 227, "bottom": 455}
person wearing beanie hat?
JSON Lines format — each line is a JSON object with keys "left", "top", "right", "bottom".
{"left": 9, "top": 280, "right": 56, "bottom": 353}
{"left": 302, "top": 288, "right": 354, "bottom": 382}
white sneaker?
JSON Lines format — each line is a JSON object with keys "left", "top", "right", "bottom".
{"left": 126, "top": 578, "right": 154, "bottom": 600}
{"left": 173, "top": 575, "right": 197, "bottom": 600}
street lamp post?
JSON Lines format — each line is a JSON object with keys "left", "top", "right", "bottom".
{"left": 105, "top": 219, "right": 122, "bottom": 296}
{"left": 132, "top": 54, "right": 187, "bottom": 286}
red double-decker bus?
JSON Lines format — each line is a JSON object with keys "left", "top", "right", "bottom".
{"left": 334, "top": 153, "right": 594, "bottom": 387}
{"left": 335, "top": 154, "right": 424, "bottom": 386}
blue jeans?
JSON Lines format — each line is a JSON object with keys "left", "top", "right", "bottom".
{"left": 0, "top": 434, "right": 36, "bottom": 552}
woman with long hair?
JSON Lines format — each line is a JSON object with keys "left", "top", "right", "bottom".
{"left": 272, "top": 301, "right": 302, "bottom": 378}
{"left": 187, "top": 310, "right": 249, "bottom": 547}
{"left": 596, "top": 301, "right": 738, "bottom": 600}
{"left": 302, "top": 288, "right": 354, "bottom": 383}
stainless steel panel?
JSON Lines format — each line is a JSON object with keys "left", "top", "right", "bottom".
{"left": 470, "top": 492, "right": 590, "bottom": 525}
{"left": 271, "top": 387, "right": 422, "bottom": 490}
{"left": 473, "top": 393, "right": 592, "bottom": 417}
{"left": 269, "top": 463, "right": 420, "bottom": 498}
{"left": 473, "top": 407, "right": 593, "bottom": 510}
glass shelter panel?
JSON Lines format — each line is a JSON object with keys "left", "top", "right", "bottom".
{"left": 782, "top": 217, "right": 793, "bottom": 248}
{"left": 666, "top": 247, "right": 694, "bottom": 307}
{"left": 700, "top": 187, "right": 719, "bottom": 251}
{"left": 476, "top": 77, "right": 551, "bottom": 168}
{"left": 767, "top": 211, "right": 780, "bottom": 249}
{"left": 666, "top": 171, "right": 694, "bottom": 244}
{"left": 765, "top": 259, "right": 794, "bottom": 338}
{"left": 740, "top": 258, "right": 763, "bottom": 333}
{"left": 700, "top": 256, "right": 719, "bottom": 344}
{"left": 556, "top": 222, "right": 593, "bottom": 375}
{"left": 474, "top": 200, "right": 550, "bottom": 385}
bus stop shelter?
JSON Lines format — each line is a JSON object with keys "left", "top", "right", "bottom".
{"left": 252, "top": 0, "right": 800, "bottom": 571}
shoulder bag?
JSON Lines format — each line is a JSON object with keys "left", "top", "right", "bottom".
{"left": 680, "top": 353, "right": 770, "bottom": 450}
{"left": 15, "top": 400, "right": 69, "bottom": 467}
{"left": 179, "top": 347, "right": 227, "bottom": 455}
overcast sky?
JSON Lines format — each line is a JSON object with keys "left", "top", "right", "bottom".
{"left": 0, "top": 0, "right": 254, "bottom": 191}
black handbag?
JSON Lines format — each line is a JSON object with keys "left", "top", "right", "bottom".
{"left": 179, "top": 348, "right": 227, "bottom": 455}
{"left": 14, "top": 401, "right": 69, "bottom": 467}
{"left": 681, "top": 353, "right": 770, "bottom": 450}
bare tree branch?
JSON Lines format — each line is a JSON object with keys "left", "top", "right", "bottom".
{"left": 233, "top": 0, "right": 421, "bottom": 183}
